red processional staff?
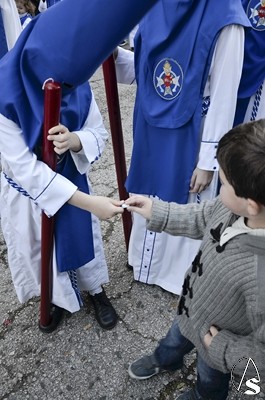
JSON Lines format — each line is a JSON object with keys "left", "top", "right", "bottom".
{"left": 102, "top": 54, "right": 132, "bottom": 250}
{"left": 39, "top": 80, "right": 61, "bottom": 332}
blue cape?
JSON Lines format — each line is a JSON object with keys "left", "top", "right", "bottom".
{"left": 0, "top": 0, "right": 159, "bottom": 271}
{"left": 234, "top": 0, "right": 265, "bottom": 125}
{"left": 135, "top": 0, "right": 250, "bottom": 129}
{"left": 126, "top": 0, "right": 250, "bottom": 203}
{"left": 0, "top": 18, "right": 94, "bottom": 272}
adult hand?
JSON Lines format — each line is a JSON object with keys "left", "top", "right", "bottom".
{"left": 189, "top": 168, "right": 214, "bottom": 194}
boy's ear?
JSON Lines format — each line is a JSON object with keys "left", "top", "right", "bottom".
{"left": 247, "top": 198, "right": 262, "bottom": 216}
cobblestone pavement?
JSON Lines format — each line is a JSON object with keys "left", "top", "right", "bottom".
{"left": 0, "top": 67, "right": 264, "bottom": 400}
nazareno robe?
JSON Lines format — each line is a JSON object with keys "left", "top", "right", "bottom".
{"left": 0, "top": 0, "right": 159, "bottom": 272}
{"left": 234, "top": 0, "right": 265, "bottom": 125}
{"left": 126, "top": 0, "right": 250, "bottom": 203}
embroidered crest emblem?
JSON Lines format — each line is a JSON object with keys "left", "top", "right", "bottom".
{"left": 153, "top": 58, "right": 183, "bottom": 100}
{"left": 247, "top": 0, "right": 265, "bottom": 30}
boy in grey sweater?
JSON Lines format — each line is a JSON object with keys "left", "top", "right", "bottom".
{"left": 124, "top": 119, "right": 265, "bottom": 399}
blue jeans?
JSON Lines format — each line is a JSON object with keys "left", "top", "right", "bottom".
{"left": 154, "top": 319, "right": 230, "bottom": 400}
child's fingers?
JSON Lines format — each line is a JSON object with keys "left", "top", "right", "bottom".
{"left": 48, "top": 125, "right": 62, "bottom": 135}
{"left": 125, "top": 200, "right": 144, "bottom": 209}
{"left": 124, "top": 195, "right": 145, "bottom": 206}
{"left": 114, "top": 206, "right": 124, "bottom": 214}
{"left": 53, "top": 142, "right": 66, "bottom": 151}
{"left": 48, "top": 124, "right": 68, "bottom": 135}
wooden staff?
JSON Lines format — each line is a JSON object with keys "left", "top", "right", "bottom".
{"left": 102, "top": 54, "right": 132, "bottom": 250}
{"left": 39, "top": 81, "right": 61, "bottom": 331}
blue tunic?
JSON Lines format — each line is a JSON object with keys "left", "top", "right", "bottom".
{"left": 234, "top": 0, "right": 265, "bottom": 125}
{"left": 0, "top": 17, "right": 94, "bottom": 272}
{"left": 126, "top": 0, "right": 250, "bottom": 203}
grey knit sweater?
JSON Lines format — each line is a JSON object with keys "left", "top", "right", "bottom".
{"left": 147, "top": 196, "right": 265, "bottom": 377}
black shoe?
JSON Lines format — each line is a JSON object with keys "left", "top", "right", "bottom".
{"left": 128, "top": 354, "right": 165, "bottom": 380}
{"left": 39, "top": 304, "right": 65, "bottom": 333}
{"left": 89, "top": 288, "right": 118, "bottom": 330}
{"left": 126, "top": 262, "right": 133, "bottom": 271}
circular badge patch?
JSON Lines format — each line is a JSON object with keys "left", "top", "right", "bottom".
{"left": 247, "top": 0, "right": 265, "bottom": 31}
{"left": 153, "top": 58, "right": 183, "bottom": 100}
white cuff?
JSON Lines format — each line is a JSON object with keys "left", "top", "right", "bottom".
{"left": 35, "top": 173, "right": 77, "bottom": 217}
{"left": 197, "top": 141, "right": 219, "bottom": 171}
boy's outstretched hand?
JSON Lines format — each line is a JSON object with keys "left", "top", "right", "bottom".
{"left": 124, "top": 195, "right": 153, "bottom": 220}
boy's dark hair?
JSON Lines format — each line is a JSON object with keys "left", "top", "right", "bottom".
{"left": 217, "top": 118, "right": 265, "bottom": 206}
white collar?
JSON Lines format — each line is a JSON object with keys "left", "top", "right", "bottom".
{"left": 220, "top": 216, "right": 265, "bottom": 246}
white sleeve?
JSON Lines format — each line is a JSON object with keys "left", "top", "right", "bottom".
{"left": 197, "top": 25, "right": 245, "bottom": 171}
{"left": 115, "top": 46, "right": 136, "bottom": 85}
{"left": 0, "top": 0, "right": 21, "bottom": 49}
{"left": 70, "top": 91, "right": 109, "bottom": 173}
{"left": 0, "top": 114, "right": 77, "bottom": 217}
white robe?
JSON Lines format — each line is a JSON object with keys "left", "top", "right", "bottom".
{"left": 0, "top": 92, "right": 110, "bottom": 312}
{"left": 0, "top": 0, "right": 21, "bottom": 49}
{"left": 115, "top": 25, "right": 245, "bottom": 294}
